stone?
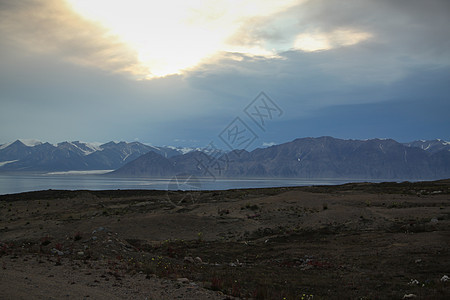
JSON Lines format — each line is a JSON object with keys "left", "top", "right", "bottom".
{"left": 177, "top": 278, "right": 189, "bottom": 284}
{"left": 194, "top": 257, "right": 203, "bottom": 264}
{"left": 183, "top": 257, "right": 194, "bottom": 263}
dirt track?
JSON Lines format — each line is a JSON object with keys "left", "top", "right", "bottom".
{"left": 1, "top": 180, "right": 449, "bottom": 299}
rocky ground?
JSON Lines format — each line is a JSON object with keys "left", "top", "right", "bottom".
{"left": 0, "top": 180, "right": 449, "bottom": 299}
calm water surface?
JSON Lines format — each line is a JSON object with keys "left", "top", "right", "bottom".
{"left": 0, "top": 173, "right": 374, "bottom": 195}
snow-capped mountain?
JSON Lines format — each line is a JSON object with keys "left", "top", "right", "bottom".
{"left": 0, "top": 140, "right": 184, "bottom": 172}
{"left": 165, "top": 145, "right": 226, "bottom": 156}
{"left": 1, "top": 137, "right": 449, "bottom": 179}
{"left": 0, "top": 139, "right": 43, "bottom": 149}
{"left": 403, "top": 139, "right": 450, "bottom": 154}
{"left": 112, "top": 137, "right": 450, "bottom": 180}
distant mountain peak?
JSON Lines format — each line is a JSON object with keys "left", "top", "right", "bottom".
{"left": 18, "top": 139, "right": 43, "bottom": 147}
{"left": 0, "top": 139, "right": 42, "bottom": 150}
{"left": 403, "top": 139, "right": 450, "bottom": 154}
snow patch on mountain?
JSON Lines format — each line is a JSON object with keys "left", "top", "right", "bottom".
{"left": 0, "top": 160, "right": 18, "bottom": 167}
{"left": 166, "top": 146, "right": 194, "bottom": 155}
{"left": 263, "top": 142, "right": 276, "bottom": 147}
{"left": 79, "top": 141, "right": 103, "bottom": 152}
{"left": 143, "top": 143, "right": 161, "bottom": 151}
{"left": 122, "top": 153, "right": 131, "bottom": 161}
{"left": 20, "top": 139, "right": 42, "bottom": 147}
{"left": 46, "top": 170, "right": 114, "bottom": 175}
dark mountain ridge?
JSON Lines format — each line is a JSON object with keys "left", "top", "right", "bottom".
{"left": 111, "top": 137, "right": 450, "bottom": 180}
{"left": 0, "top": 140, "right": 183, "bottom": 172}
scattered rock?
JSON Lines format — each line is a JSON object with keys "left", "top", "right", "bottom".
{"left": 441, "top": 275, "right": 449, "bottom": 282}
{"left": 430, "top": 218, "right": 438, "bottom": 224}
{"left": 194, "top": 257, "right": 203, "bottom": 264}
{"left": 177, "top": 278, "right": 189, "bottom": 284}
{"left": 77, "top": 251, "right": 84, "bottom": 256}
{"left": 414, "top": 259, "right": 422, "bottom": 263}
{"left": 301, "top": 264, "right": 313, "bottom": 271}
{"left": 403, "top": 294, "right": 417, "bottom": 299}
{"left": 51, "top": 248, "right": 64, "bottom": 256}
{"left": 184, "top": 257, "right": 194, "bottom": 264}
{"left": 407, "top": 279, "right": 419, "bottom": 286}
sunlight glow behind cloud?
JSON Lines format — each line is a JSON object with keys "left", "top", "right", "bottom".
{"left": 294, "top": 29, "right": 372, "bottom": 52}
{"left": 65, "top": 0, "right": 299, "bottom": 78}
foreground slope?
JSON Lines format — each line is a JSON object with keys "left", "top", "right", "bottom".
{"left": 1, "top": 180, "right": 449, "bottom": 299}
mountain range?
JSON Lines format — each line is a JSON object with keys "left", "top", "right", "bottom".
{"left": 0, "top": 140, "right": 183, "bottom": 172}
{"left": 110, "top": 137, "right": 450, "bottom": 180}
{"left": 1, "top": 137, "right": 449, "bottom": 180}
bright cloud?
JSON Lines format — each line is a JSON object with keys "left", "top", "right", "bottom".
{"left": 66, "top": 0, "right": 300, "bottom": 78}
{"left": 294, "top": 29, "right": 372, "bottom": 52}
{"left": 0, "top": 0, "right": 375, "bottom": 79}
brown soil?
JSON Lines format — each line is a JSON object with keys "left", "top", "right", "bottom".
{"left": 1, "top": 179, "right": 449, "bottom": 299}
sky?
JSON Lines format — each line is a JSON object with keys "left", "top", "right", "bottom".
{"left": 0, "top": 0, "right": 449, "bottom": 150}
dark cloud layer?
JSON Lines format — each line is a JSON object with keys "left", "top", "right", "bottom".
{"left": 0, "top": 0, "right": 449, "bottom": 146}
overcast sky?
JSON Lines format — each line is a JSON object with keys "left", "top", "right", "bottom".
{"left": 1, "top": 0, "right": 449, "bottom": 148}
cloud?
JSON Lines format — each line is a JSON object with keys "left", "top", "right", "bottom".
{"left": 291, "top": 0, "right": 450, "bottom": 63}
{"left": 225, "top": 0, "right": 450, "bottom": 62}
{"left": 293, "top": 29, "right": 371, "bottom": 52}
{"left": 61, "top": 0, "right": 302, "bottom": 77}
{"left": 0, "top": 0, "right": 147, "bottom": 78}
{"left": 184, "top": 0, "right": 450, "bottom": 111}
{"left": 0, "top": 0, "right": 448, "bottom": 145}
{"left": 2, "top": 0, "right": 449, "bottom": 81}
